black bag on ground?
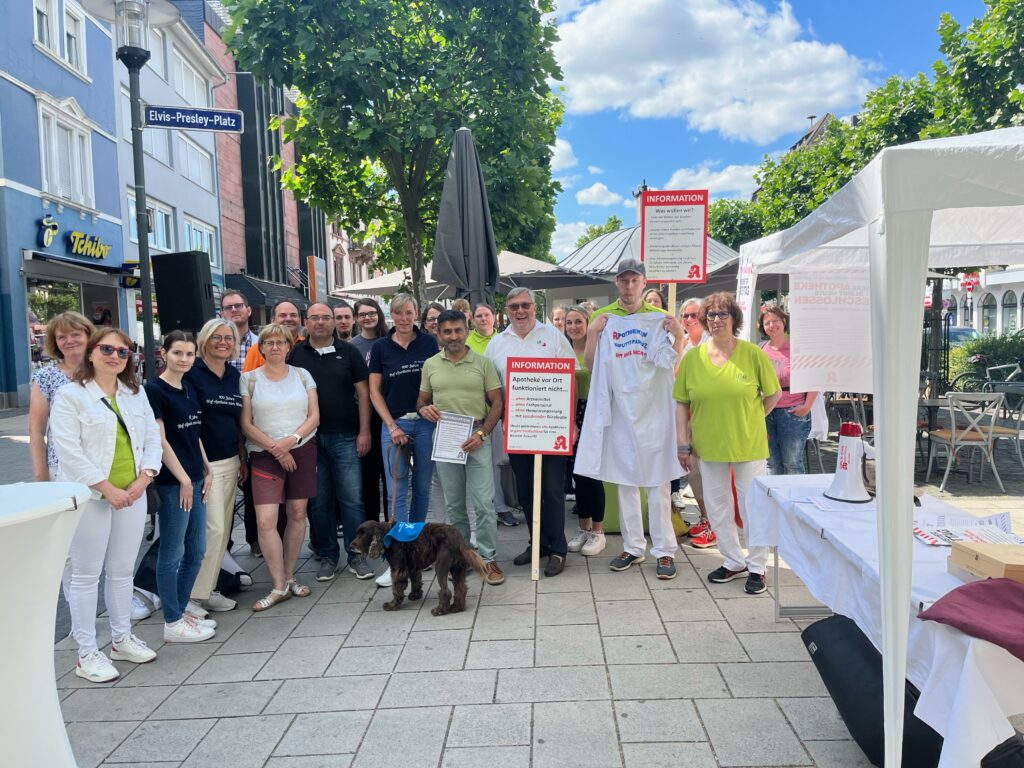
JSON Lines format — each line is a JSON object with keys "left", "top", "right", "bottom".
{"left": 800, "top": 614, "right": 943, "bottom": 768}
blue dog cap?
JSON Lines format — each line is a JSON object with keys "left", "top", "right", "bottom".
{"left": 383, "top": 521, "right": 426, "bottom": 548}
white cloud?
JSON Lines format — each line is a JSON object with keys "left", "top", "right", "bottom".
{"left": 555, "top": 173, "right": 582, "bottom": 191}
{"left": 555, "top": 0, "right": 872, "bottom": 145}
{"left": 664, "top": 162, "right": 760, "bottom": 200}
{"left": 622, "top": 198, "right": 636, "bottom": 209}
{"left": 551, "top": 138, "right": 578, "bottom": 172}
{"left": 587, "top": 165, "right": 603, "bottom": 174}
{"left": 576, "top": 182, "right": 623, "bottom": 206}
{"left": 551, "top": 220, "right": 590, "bottom": 261}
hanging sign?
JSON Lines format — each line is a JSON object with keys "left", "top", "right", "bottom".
{"left": 503, "top": 357, "right": 575, "bottom": 455}
{"left": 144, "top": 105, "right": 244, "bottom": 133}
{"left": 961, "top": 273, "right": 980, "bottom": 294}
{"left": 639, "top": 189, "right": 708, "bottom": 283}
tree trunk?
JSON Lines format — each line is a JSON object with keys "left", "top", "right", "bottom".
{"left": 926, "top": 279, "right": 945, "bottom": 394}
{"left": 404, "top": 220, "right": 427, "bottom": 309}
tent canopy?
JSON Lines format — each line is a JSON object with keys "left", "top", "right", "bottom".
{"left": 738, "top": 126, "right": 1024, "bottom": 768}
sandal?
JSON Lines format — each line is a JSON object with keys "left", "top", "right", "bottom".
{"left": 286, "top": 578, "right": 311, "bottom": 597}
{"left": 252, "top": 587, "right": 291, "bottom": 612}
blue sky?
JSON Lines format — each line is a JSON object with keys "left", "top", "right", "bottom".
{"left": 548, "top": 0, "right": 987, "bottom": 259}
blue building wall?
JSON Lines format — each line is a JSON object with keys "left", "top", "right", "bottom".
{"left": 0, "top": 0, "right": 126, "bottom": 406}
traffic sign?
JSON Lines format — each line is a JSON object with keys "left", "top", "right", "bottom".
{"left": 144, "top": 105, "right": 244, "bottom": 133}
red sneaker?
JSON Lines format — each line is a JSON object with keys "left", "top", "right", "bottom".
{"left": 689, "top": 530, "right": 717, "bottom": 549}
{"left": 688, "top": 519, "right": 710, "bottom": 538}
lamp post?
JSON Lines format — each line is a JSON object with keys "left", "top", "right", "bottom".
{"left": 81, "top": 0, "right": 179, "bottom": 380}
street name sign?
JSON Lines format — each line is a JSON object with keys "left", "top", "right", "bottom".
{"left": 144, "top": 105, "right": 244, "bottom": 133}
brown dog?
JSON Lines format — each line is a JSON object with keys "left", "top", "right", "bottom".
{"left": 350, "top": 520, "right": 488, "bottom": 615}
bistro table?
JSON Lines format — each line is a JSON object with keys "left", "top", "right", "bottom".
{"left": 748, "top": 474, "right": 1024, "bottom": 768}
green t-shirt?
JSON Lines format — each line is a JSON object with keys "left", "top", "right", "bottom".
{"left": 575, "top": 351, "right": 591, "bottom": 400}
{"left": 592, "top": 299, "right": 667, "bottom": 318}
{"left": 107, "top": 395, "right": 138, "bottom": 490}
{"left": 672, "top": 339, "right": 780, "bottom": 463}
{"left": 466, "top": 329, "right": 496, "bottom": 355}
{"left": 420, "top": 347, "right": 502, "bottom": 420}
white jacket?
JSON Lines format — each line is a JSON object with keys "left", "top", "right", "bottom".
{"left": 575, "top": 313, "right": 681, "bottom": 487}
{"left": 50, "top": 379, "right": 163, "bottom": 492}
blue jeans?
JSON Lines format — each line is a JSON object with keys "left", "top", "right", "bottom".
{"left": 766, "top": 408, "right": 811, "bottom": 475}
{"left": 380, "top": 417, "right": 436, "bottom": 523}
{"left": 155, "top": 484, "right": 206, "bottom": 624}
{"left": 311, "top": 432, "right": 364, "bottom": 565}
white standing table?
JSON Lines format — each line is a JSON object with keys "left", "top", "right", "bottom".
{"left": 0, "top": 482, "right": 89, "bottom": 768}
{"left": 747, "top": 474, "right": 1024, "bottom": 768}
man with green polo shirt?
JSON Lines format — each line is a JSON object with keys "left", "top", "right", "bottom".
{"left": 585, "top": 257, "right": 685, "bottom": 580}
{"left": 417, "top": 310, "right": 506, "bottom": 586}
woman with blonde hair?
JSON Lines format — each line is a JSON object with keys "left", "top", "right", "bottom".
{"left": 184, "top": 318, "right": 244, "bottom": 613}
{"left": 241, "top": 324, "right": 320, "bottom": 610}
{"left": 51, "top": 328, "right": 163, "bottom": 682}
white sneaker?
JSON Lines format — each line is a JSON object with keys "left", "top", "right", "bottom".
{"left": 375, "top": 568, "right": 392, "bottom": 588}
{"left": 671, "top": 490, "right": 687, "bottom": 509}
{"left": 581, "top": 531, "right": 607, "bottom": 557}
{"left": 164, "top": 618, "right": 215, "bottom": 643}
{"left": 567, "top": 527, "right": 591, "bottom": 553}
{"left": 185, "top": 600, "right": 209, "bottom": 619}
{"left": 201, "top": 591, "right": 237, "bottom": 612}
{"left": 131, "top": 594, "right": 153, "bottom": 621}
{"left": 76, "top": 650, "right": 119, "bottom": 682}
{"left": 184, "top": 611, "right": 216, "bottom": 629}
{"left": 110, "top": 634, "right": 157, "bottom": 664}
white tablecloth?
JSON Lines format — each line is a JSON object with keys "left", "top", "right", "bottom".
{"left": 747, "top": 474, "right": 1024, "bottom": 768}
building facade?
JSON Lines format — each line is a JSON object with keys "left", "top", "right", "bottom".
{"left": 945, "top": 267, "right": 1024, "bottom": 336}
{"left": 0, "top": 0, "right": 125, "bottom": 407}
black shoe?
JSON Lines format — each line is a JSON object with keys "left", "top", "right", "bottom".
{"left": 707, "top": 565, "right": 748, "bottom": 583}
{"left": 744, "top": 572, "right": 767, "bottom": 594}
{"left": 513, "top": 546, "right": 533, "bottom": 566}
{"left": 497, "top": 510, "right": 519, "bottom": 527}
{"left": 544, "top": 554, "right": 565, "bottom": 577}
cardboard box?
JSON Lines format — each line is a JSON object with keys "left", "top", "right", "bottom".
{"left": 949, "top": 542, "right": 1024, "bottom": 584}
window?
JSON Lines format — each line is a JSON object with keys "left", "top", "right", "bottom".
{"left": 172, "top": 49, "right": 209, "bottom": 107}
{"left": 148, "top": 29, "right": 165, "bottom": 79}
{"left": 1002, "top": 291, "right": 1018, "bottom": 334}
{"left": 185, "top": 217, "right": 220, "bottom": 268}
{"left": 128, "top": 193, "right": 174, "bottom": 251}
{"left": 962, "top": 294, "right": 972, "bottom": 326}
{"left": 63, "top": 4, "right": 86, "bottom": 73}
{"left": 120, "top": 90, "right": 172, "bottom": 165}
{"left": 981, "top": 293, "right": 997, "bottom": 336}
{"left": 179, "top": 135, "right": 213, "bottom": 190}
{"left": 35, "top": 0, "right": 56, "bottom": 51}
{"left": 39, "top": 101, "right": 93, "bottom": 208}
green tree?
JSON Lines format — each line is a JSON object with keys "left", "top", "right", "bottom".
{"left": 226, "top": 0, "right": 563, "bottom": 305}
{"left": 707, "top": 198, "right": 762, "bottom": 251}
{"left": 574, "top": 215, "right": 624, "bottom": 249}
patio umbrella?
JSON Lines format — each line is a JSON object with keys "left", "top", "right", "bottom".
{"left": 432, "top": 127, "right": 501, "bottom": 306}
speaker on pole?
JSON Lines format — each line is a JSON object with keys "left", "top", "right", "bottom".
{"left": 151, "top": 250, "right": 216, "bottom": 334}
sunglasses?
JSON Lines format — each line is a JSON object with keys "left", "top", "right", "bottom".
{"left": 706, "top": 311, "right": 732, "bottom": 320}
{"left": 97, "top": 344, "right": 132, "bottom": 359}
{"left": 507, "top": 303, "right": 533, "bottom": 311}
{"left": 681, "top": 312, "right": 699, "bottom": 320}
{"left": 222, "top": 303, "right": 246, "bottom": 311}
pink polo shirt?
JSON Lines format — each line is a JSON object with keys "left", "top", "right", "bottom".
{"left": 760, "top": 338, "right": 805, "bottom": 409}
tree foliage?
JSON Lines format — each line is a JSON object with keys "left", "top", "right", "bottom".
{"left": 574, "top": 215, "right": 624, "bottom": 249}
{"left": 226, "top": 0, "right": 563, "bottom": 304}
{"left": 707, "top": 198, "right": 762, "bottom": 252}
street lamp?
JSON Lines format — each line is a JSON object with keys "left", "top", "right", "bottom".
{"left": 81, "top": 0, "right": 180, "bottom": 381}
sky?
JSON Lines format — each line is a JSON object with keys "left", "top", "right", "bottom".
{"left": 547, "top": 0, "right": 988, "bottom": 260}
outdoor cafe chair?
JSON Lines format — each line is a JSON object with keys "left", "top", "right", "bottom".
{"left": 925, "top": 392, "right": 1006, "bottom": 493}
{"left": 982, "top": 381, "right": 1024, "bottom": 471}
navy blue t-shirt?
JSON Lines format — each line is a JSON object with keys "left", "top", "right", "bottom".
{"left": 289, "top": 338, "right": 368, "bottom": 434}
{"left": 368, "top": 328, "right": 439, "bottom": 417}
{"left": 145, "top": 377, "right": 205, "bottom": 485}
{"left": 184, "top": 359, "right": 242, "bottom": 462}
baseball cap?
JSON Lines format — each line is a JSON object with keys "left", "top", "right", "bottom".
{"left": 615, "top": 257, "right": 646, "bottom": 278}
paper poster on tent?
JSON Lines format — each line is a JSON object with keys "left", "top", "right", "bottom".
{"left": 789, "top": 268, "right": 873, "bottom": 394}
{"left": 504, "top": 357, "right": 575, "bottom": 455}
{"left": 736, "top": 250, "right": 756, "bottom": 333}
{"left": 639, "top": 190, "right": 708, "bottom": 283}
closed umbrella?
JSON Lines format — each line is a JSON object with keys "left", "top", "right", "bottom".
{"left": 432, "top": 127, "right": 501, "bottom": 306}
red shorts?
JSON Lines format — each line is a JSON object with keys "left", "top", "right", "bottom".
{"left": 250, "top": 439, "right": 317, "bottom": 505}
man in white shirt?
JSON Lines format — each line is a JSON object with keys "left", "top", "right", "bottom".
{"left": 486, "top": 288, "right": 576, "bottom": 577}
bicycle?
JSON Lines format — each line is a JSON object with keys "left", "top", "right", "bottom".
{"left": 950, "top": 354, "right": 1024, "bottom": 409}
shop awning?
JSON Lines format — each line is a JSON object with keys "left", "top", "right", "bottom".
{"left": 23, "top": 250, "right": 125, "bottom": 275}
{"left": 225, "top": 274, "right": 310, "bottom": 310}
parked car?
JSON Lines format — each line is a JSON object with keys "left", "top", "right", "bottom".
{"left": 922, "top": 325, "right": 980, "bottom": 348}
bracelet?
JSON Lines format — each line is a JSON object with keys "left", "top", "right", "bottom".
{"left": 677, "top": 444, "right": 691, "bottom": 454}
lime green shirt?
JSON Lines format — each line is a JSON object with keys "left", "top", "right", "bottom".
{"left": 107, "top": 396, "right": 138, "bottom": 490}
{"left": 420, "top": 346, "right": 502, "bottom": 420}
{"left": 672, "top": 339, "right": 780, "bottom": 462}
{"left": 466, "top": 329, "right": 496, "bottom": 354}
{"left": 574, "top": 351, "right": 591, "bottom": 400}
{"left": 592, "top": 299, "right": 667, "bottom": 318}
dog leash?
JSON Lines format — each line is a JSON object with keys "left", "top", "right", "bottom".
{"left": 387, "top": 439, "right": 410, "bottom": 522}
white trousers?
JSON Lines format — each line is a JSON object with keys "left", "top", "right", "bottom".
{"left": 69, "top": 495, "right": 148, "bottom": 656}
{"left": 192, "top": 456, "right": 240, "bottom": 601}
{"left": 699, "top": 459, "right": 768, "bottom": 575}
{"left": 617, "top": 483, "right": 677, "bottom": 559}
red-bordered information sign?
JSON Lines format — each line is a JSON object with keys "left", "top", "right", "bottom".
{"left": 639, "top": 189, "right": 709, "bottom": 283}
{"left": 503, "top": 357, "right": 575, "bottom": 456}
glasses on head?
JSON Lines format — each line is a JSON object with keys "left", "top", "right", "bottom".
{"left": 262, "top": 339, "right": 289, "bottom": 347}
{"left": 706, "top": 311, "right": 731, "bottom": 321}
{"left": 507, "top": 302, "right": 533, "bottom": 311}
{"left": 222, "top": 303, "right": 245, "bottom": 311}
{"left": 97, "top": 344, "right": 132, "bottom": 359}
{"left": 209, "top": 334, "right": 233, "bottom": 344}
{"left": 357, "top": 311, "right": 378, "bottom": 319}
{"left": 681, "top": 312, "right": 699, "bottom": 320}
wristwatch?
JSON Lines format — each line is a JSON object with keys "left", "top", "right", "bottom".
{"left": 142, "top": 469, "right": 158, "bottom": 479}
{"left": 292, "top": 433, "right": 302, "bottom": 445}
{"left": 475, "top": 429, "right": 486, "bottom": 440}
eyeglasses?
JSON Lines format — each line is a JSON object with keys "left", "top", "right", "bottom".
{"left": 209, "top": 335, "right": 233, "bottom": 344}
{"left": 357, "top": 311, "right": 378, "bottom": 319}
{"left": 222, "top": 303, "right": 245, "bottom": 311}
{"left": 507, "top": 303, "right": 533, "bottom": 311}
{"left": 706, "top": 311, "right": 732, "bottom": 320}
{"left": 262, "top": 339, "right": 289, "bottom": 347}
{"left": 307, "top": 315, "right": 333, "bottom": 322}
{"left": 97, "top": 344, "right": 131, "bottom": 359}
{"left": 681, "top": 312, "right": 699, "bottom": 320}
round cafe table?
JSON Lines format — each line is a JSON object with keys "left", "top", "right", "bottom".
{"left": 0, "top": 482, "right": 89, "bottom": 768}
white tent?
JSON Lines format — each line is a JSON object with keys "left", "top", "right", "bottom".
{"left": 739, "top": 127, "right": 1024, "bottom": 767}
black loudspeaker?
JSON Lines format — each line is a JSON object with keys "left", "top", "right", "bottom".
{"left": 801, "top": 615, "right": 943, "bottom": 768}
{"left": 151, "top": 250, "right": 215, "bottom": 333}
